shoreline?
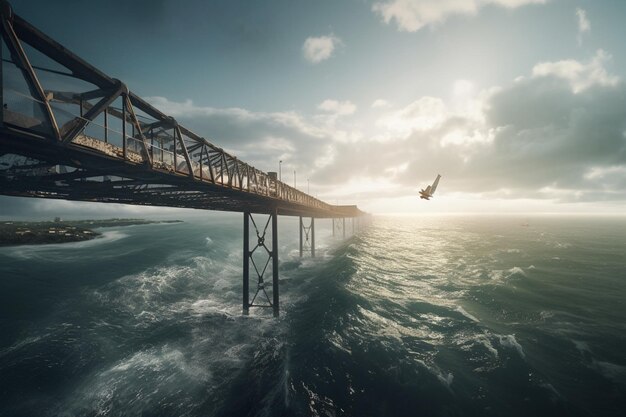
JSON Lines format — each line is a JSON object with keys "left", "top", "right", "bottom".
{"left": 0, "top": 219, "right": 182, "bottom": 247}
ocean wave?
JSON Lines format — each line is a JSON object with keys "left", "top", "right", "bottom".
{"left": 416, "top": 359, "right": 454, "bottom": 388}
{"left": 592, "top": 360, "right": 626, "bottom": 383}
{"left": 572, "top": 340, "right": 626, "bottom": 383}
{"left": 90, "top": 255, "right": 242, "bottom": 328}
{"left": 63, "top": 345, "right": 212, "bottom": 416}
{"left": 475, "top": 334, "right": 499, "bottom": 358}
{"left": 539, "top": 310, "right": 554, "bottom": 320}
{"left": 489, "top": 266, "right": 527, "bottom": 281}
{"left": 455, "top": 306, "right": 479, "bottom": 322}
{"left": 498, "top": 334, "right": 525, "bottom": 358}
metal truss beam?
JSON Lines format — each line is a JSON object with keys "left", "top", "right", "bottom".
{"left": 0, "top": 2, "right": 367, "bottom": 220}
{"left": 299, "top": 216, "right": 315, "bottom": 257}
{"left": 1, "top": 9, "right": 59, "bottom": 140}
{"left": 243, "top": 211, "right": 279, "bottom": 316}
{"left": 60, "top": 83, "right": 123, "bottom": 144}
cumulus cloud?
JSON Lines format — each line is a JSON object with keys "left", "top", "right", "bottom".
{"left": 138, "top": 51, "right": 625, "bottom": 207}
{"left": 5, "top": 50, "right": 625, "bottom": 215}
{"left": 532, "top": 50, "right": 619, "bottom": 93}
{"left": 302, "top": 34, "right": 342, "bottom": 63}
{"left": 144, "top": 96, "right": 349, "bottom": 180}
{"left": 371, "top": 99, "right": 391, "bottom": 108}
{"left": 576, "top": 7, "right": 590, "bottom": 45}
{"left": 318, "top": 99, "right": 356, "bottom": 116}
{"left": 372, "top": 0, "right": 547, "bottom": 32}
{"left": 376, "top": 96, "right": 448, "bottom": 136}
{"left": 315, "top": 51, "right": 626, "bottom": 205}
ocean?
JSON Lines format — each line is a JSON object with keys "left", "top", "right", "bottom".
{"left": 0, "top": 214, "right": 624, "bottom": 417}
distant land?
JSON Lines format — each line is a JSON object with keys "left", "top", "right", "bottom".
{"left": 0, "top": 219, "right": 182, "bottom": 247}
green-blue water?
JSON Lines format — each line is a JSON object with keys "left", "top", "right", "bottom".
{"left": 0, "top": 215, "right": 624, "bottom": 416}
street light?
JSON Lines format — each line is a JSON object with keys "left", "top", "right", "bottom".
{"left": 307, "top": 178, "right": 310, "bottom": 194}
{"left": 279, "top": 160, "right": 282, "bottom": 181}
{"left": 293, "top": 170, "right": 296, "bottom": 188}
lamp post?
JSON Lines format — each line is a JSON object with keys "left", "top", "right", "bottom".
{"left": 294, "top": 170, "right": 296, "bottom": 188}
{"left": 279, "top": 160, "right": 282, "bottom": 181}
{"left": 307, "top": 178, "right": 310, "bottom": 194}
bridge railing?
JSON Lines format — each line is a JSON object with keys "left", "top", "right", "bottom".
{"left": 0, "top": 4, "right": 335, "bottom": 213}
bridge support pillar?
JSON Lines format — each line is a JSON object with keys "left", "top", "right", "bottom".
{"left": 333, "top": 217, "right": 345, "bottom": 238}
{"left": 242, "top": 210, "right": 280, "bottom": 317}
{"left": 299, "top": 216, "right": 315, "bottom": 257}
{"left": 272, "top": 209, "right": 279, "bottom": 317}
{"left": 243, "top": 212, "right": 250, "bottom": 315}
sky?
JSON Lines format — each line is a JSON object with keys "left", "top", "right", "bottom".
{"left": 2, "top": 0, "right": 626, "bottom": 217}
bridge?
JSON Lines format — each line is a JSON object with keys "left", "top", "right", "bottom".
{"left": 0, "top": 2, "right": 368, "bottom": 316}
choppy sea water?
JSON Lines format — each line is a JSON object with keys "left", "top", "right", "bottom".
{"left": 0, "top": 214, "right": 624, "bottom": 417}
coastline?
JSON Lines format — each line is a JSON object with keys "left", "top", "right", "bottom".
{"left": 0, "top": 219, "right": 182, "bottom": 247}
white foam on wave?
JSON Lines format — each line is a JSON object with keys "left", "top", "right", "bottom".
{"left": 507, "top": 266, "right": 527, "bottom": 277}
{"left": 572, "top": 339, "right": 590, "bottom": 353}
{"left": 475, "top": 334, "right": 499, "bottom": 358}
{"left": 592, "top": 360, "right": 626, "bottom": 382}
{"left": 455, "top": 306, "right": 479, "bottom": 323}
{"left": 553, "top": 242, "right": 572, "bottom": 249}
{"left": 90, "top": 250, "right": 244, "bottom": 329}
{"left": 416, "top": 359, "right": 454, "bottom": 388}
{"left": 498, "top": 334, "right": 525, "bottom": 358}
{"left": 0, "top": 333, "right": 48, "bottom": 359}
{"left": 540, "top": 382, "right": 560, "bottom": 397}
{"left": 571, "top": 340, "right": 626, "bottom": 383}
{"left": 63, "top": 344, "right": 214, "bottom": 415}
{"left": 489, "top": 266, "right": 527, "bottom": 281}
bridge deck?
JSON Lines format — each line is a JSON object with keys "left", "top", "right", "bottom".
{"left": 0, "top": 126, "right": 362, "bottom": 218}
{"left": 0, "top": 3, "right": 365, "bottom": 219}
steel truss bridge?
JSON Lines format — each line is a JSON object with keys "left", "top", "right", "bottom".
{"left": 0, "top": 1, "right": 368, "bottom": 316}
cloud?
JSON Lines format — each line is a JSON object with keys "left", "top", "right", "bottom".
{"left": 21, "top": 50, "right": 615, "bottom": 214}
{"left": 376, "top": 96, "right": 448, "bottom": 136}
{"left": 144, "top": 96, "right": 349, "bottom": 180}
{"left": 532, "top": 50, "right": 619, "bottom": 93}
{"left": 149, "top": 50, "right": 625, "bottom": 207}
{"left": 318, "top": 99, "right": 356, "bottom": 116}
{"left": 372, "top": 0, "right": 547, "bottom": 32}
{"left": 371, "top": 99, "right": 391, "bottom": 108}
{"left": 314, "top": 51, "right": 626, "bottom": 205}
{"left": 302, "top": 34, "right": 342, "bottom": 63}
{"left": 576, "top": 7, "right": 590, "bottom": 45}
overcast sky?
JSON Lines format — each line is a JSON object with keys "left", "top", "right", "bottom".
{"left": 2, "top": 0, "right": 626, "bottom": 217}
